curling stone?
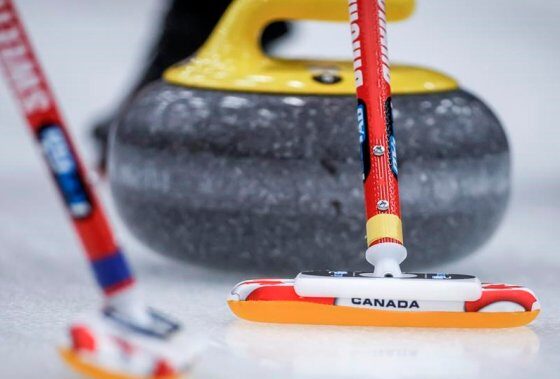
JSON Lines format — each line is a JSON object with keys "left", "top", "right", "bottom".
{"left": 108, "top": 0, "right": 510, "bottom": 273}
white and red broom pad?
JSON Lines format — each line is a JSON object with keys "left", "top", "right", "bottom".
{"left": 61, "top": 309, "right": 199, "bottom": 379}
{"left": 229, "top": 274, "right": 540, "bottom": 314}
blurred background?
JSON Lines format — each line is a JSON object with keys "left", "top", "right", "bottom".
{"left": 0, "top": 0, "right": 559, "bottom": 378}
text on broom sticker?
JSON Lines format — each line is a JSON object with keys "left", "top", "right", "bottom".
{"left": 0, "top": 3, "right": 52, "bottom": 115}
{"left": 348, "top": 0, "right": 390, "bottom": 87}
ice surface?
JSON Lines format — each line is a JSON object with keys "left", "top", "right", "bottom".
{"left": 0, "top": 1, "right": 559, "bottom": 378}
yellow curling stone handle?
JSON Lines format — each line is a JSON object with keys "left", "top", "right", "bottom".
{"left": 164, "top": 0, "right": 458, "bottom": 95}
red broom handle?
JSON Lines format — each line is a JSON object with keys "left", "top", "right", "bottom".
{"left": 349, "top": 0, "right": 404, "bottom": 248}
{"left": 0, "top": 0, "right": 135, "bottom": 296}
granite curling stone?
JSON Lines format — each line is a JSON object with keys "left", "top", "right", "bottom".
{"left": 107, "top": 0, "right": 510, "bottom": 273}
{"left": 109, "top": 83, "right": 509, "bottom": 273}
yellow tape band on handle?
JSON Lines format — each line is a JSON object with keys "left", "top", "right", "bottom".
{"left": 366, "top": 214, "right": 404, "bottom": 245}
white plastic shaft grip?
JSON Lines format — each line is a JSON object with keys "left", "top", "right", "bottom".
{"left": 294, "top": 273, "right": 483, "bottom": 302}
{"left": 366, "top": 242, "right": 408, "bottom": 277}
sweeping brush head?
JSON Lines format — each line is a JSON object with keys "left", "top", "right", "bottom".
{"left": 227, "top": 275, "right": 540, "bottom": 328}
{"left": 60, "top": 308, "right": 192, "bottom": 379}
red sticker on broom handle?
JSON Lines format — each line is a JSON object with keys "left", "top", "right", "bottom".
{"left": 349, "top": 0, "right": 402, "bottom": 223}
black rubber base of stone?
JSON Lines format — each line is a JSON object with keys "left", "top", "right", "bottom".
{"left": 109, "top": 81, "right": 510, "bottom": 274}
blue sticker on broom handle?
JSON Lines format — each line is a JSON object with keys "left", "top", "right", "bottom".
{"left": 385, "top": 97, "right": 398, "bottom": 177}
{"left": 357, "top": 100, "right": 370, "bottom": 181}
{"left": 38, "top": 125, "right": 92, "bottom": 218}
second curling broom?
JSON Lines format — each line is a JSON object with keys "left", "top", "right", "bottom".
{"left": 0, "top": 1, "right": 190, "bottom": 377}
{"left": 227, "top": 0, "right": 540, "bottom": 328}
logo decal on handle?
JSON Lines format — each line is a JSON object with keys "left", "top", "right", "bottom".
{"left": 385, "top": 97, "right": 398, "bottom": 177}
{"left": 348, "top": 0, "right": 390, "bottom": 86}
{"left": 38, "top": 125, "right": 92, "bottom": 218}
{"left": 357, "top": 101, "right": 371, "bottom": 181}
{"left": 348, "top": 0, "right": 363, "bottom": 88}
